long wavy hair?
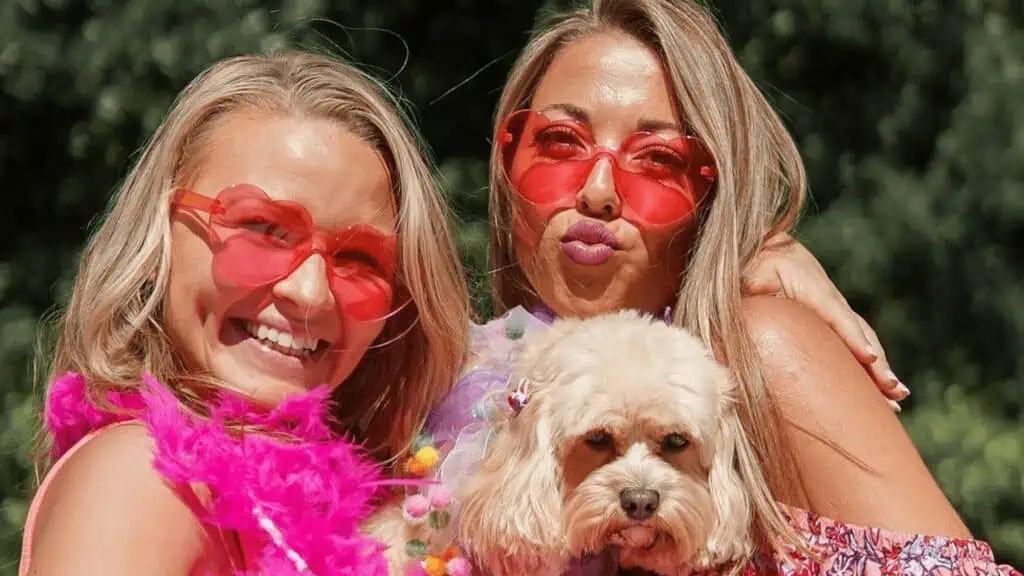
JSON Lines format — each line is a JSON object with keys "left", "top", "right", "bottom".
{"left": 38, "top": 51, "right": 470, "bottom": 469}
{"left": 488, "top": 0, "right": 809, "bottom": 563}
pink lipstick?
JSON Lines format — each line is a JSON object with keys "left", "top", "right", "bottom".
{"left": 561, "top": 220, "right": 620, "bottom": 266}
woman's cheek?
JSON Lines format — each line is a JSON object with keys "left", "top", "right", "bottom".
{"left": 644, "top": 225, "right": 694, "bottom": 283}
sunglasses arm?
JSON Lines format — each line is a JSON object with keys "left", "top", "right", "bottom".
{"left": 171, "top": 189, "right": 217, "bottom": 214}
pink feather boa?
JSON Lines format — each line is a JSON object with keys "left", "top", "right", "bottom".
{"left": 45, "top": 371, "right": 392, "bottom": 575}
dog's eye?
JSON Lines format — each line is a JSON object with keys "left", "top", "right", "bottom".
{"left": 661, "top": 433, "right": 690, "bottom": 453}
{"left": 584, "top": 431, "right": 614, "bottom": 450}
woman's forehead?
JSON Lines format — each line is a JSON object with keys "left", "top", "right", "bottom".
{"left": 530, "top": 32, "right": 680, "bottom": 133}
{"left": 195, "top": 112, "right": 396, "bottom": 234}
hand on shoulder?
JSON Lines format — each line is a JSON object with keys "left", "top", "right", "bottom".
{"left": 741, "top": 296, "right": 971, "bottom": 538}
{"left": 27, "top": 423, "right": 207, "bottom": 575}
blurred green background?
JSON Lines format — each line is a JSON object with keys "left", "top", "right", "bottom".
{"left": 1, "top": 0, "right": 1021, "bottom": 571}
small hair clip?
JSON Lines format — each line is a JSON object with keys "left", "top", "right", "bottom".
{"left": 507, "top": 378, "right": 530, "bottom": 414}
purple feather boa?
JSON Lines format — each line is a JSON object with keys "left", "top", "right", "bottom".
{"left": 45, "top": 371, "right": 391, "bottom": 575}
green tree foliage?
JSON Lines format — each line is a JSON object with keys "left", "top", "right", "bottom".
{"left": 712, "top": 0, "right": 1024, "bottom": 559}
{"left": 0, "top": 0, "right": 1019, "bottom": 571}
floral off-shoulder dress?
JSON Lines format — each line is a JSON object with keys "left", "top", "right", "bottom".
{"left": 398, "top": 307, "right": 1021, "bottom": 576}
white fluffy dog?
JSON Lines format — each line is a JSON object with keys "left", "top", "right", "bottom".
{"left": 456, "top": 310, "right": 754, "bottom": 575}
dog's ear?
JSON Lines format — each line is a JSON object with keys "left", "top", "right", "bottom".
{"left": 698, "top": 402, "right": 755, "bottom": 567}
{"left": 456, "top": 401, "right": 568, "bottom": 574}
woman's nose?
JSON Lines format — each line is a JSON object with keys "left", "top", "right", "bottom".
{"left": 575, "top": 157, "right": 621, "bottom": 220}
{"left": 271, "top": 254, "right": 336, "bottom": 316}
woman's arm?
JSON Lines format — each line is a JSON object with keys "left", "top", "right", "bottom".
{"left": 742, "top": 295, "right": 971, "bottom": 538}
{"left": 27, "top": 423, "right": 206, "bottom": 575}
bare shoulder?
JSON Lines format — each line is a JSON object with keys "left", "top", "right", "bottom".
{"left": 28, "top": 423, "right": 206, "bottom": 575}
{"left": 740, "top": 296, "right": 971, "bottom": 538}
{"left": 740, "top": 295, "right": 879, "bottom": 409}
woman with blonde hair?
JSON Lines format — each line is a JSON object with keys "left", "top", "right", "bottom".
{"left": 410, "top": 0, "right": 1020, "bottom": 573}
{"left": 19, "top": 43, "right": 895, "bottom": 576}
{"left": 20, "top": 50, "right": 470, "bottom": 575}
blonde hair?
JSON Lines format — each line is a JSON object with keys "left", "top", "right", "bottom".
{"left": 488, "top": 0, "right": 808, "bottom": 562}
{"left": 40, "top": 51, "right": 469, "bottom": 466}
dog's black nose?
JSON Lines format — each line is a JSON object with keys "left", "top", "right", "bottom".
{"left": 619, "top": 488, "right": 660, "bottom": 521}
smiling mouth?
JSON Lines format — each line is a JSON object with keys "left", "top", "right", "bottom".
{"left": 232, "top": 318, "right": 331, "bottom": 359}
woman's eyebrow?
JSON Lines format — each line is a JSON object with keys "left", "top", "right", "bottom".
{"left": 536, "top": 104, "right": 682, "bottom": 134}
{"left": 538, "top": 102, "right": 591, "bottom": 124}
{"left": 637, "top": 117, "right": 683, "bottom": 133}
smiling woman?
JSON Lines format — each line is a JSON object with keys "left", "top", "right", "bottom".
{"left": 21, "top": 51, "right": 471, "bottom": 575}
{"left": 165, "top": 112, "right": 398, "bottom": 405}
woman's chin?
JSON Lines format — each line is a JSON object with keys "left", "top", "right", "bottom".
{"left": 206, "top": 347, "right": 335, "bottom": 408}
{"left": 208, "top": 317, "right": 335, "bottom": 398}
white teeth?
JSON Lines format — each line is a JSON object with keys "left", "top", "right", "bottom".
{"left": 243, "top": 321, "right": 323, "bottom": 356}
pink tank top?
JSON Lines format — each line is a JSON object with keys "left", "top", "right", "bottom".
{"left": 19, "top": 422, "right": 247, "bottom": 575}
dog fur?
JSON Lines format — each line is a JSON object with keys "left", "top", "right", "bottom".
{"left": 456, "top": 310, "right": 754, "bottom": 575}
{"left": 364, "top": 310, "right": 755, "bottom": 575}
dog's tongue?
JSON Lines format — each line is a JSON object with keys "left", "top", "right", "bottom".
{"left": 610, "top": 525, "right": 657, "bottom": 549}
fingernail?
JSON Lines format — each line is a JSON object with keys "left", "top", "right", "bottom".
{"left": 887, "top": 369, "right": 910, "bottom": 397}
{"left": 864, "top": 345, "right": 878, "bottom": 360}
{"left": 888, "top": 399, "right": 902, "bottom": 413}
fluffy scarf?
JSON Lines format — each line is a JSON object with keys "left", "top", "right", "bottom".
{"left": 45, "top": 371, "right": 393, "bottom": 575}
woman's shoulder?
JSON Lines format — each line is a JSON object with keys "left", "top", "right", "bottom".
{"left": 739, "top": 295, "right": 879, "bottom": 414}
{"left": 22, "top": 421, "right": 207, "bottom": 575}
{"left": 31, "top": 421, "right": 184, "bottom": 522}
{"left": 752, "top": 506, "right": 1022, "bottom": 575}
{"left": 740, "top": 296, "right": 973, "bottom": 537}
{"left": 31, "top": 371, "right": 389, "bottom": 574}
{"left": 32, "top": 421, "right": 161, "bottom": 519}
{"left": 738, "top": 294, "right": 895, "bottom": 441}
